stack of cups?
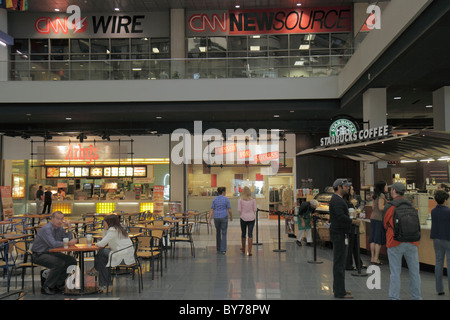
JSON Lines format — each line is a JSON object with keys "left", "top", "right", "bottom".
{"left": 86, "top": 234, "right": 92, "bottom": 247}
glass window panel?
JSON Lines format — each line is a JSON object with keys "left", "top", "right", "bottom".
{"left": 208, "top": 37, "right": 227, "bottom": 52}
{"left": 30, "top": 62, "right": 49, "bottom": 80}
{"left": 289, "top": 34, "right": 310, "bottom": 50}
{"left": 151, "top": 53, "right": 169, "bottom": 60}
{"left": 248, "top": 35, "right": 267, "bottom": 51}
{"left": 111, "top": 60, "right": 130, "bottom": 80}
{"left": 111, "top": 54, "right": 130, "bottom": 60}
{"left": 131, "top": 38, "right": 150, "bottom": 53}
{"left": 51, "top": 39, "right": 69, "bottom": 54}
{"left": 111, "top": 38, "right": 130, "bottom": 53}
{"left": 30, "top": 39, "right": 49, "bottom": 54}
{"left": 50, "top": 61, "right": 69, "bottom": 80}
{"left": 90, "top": 54, "right": 109, "bottom": 60}
{"left": 91, "top": 39, "right": 110, "bottom": 54}
{"left": 70, "top": 39, "right": 90, "bottom": 53}
{"left": 151, "top": 38, "right": 169, "bottom": 54}
{"left": 50, "top": 55, "right": 69, "bottom": 60}
{"left": 90, "top": 61, "right": 110, "bottom": 80}
{"left": 131, "top": 54, "right": 150, "bottom": 60}
{"left": 268, "top": 35, "right": 288, "bottom": 51}
{"left": 187, "top": 37, "right": 207, "bottom": 57}
{"left": 310, "top": 34, "right": 329, "bottom": 49}
{"left": 228, "top": 36, "right": 247, "bottom": 51}
{"left": 30, "top": 55, "right": 49, "bottom": 61}
{"left": 70, "top": 61, "right": 89, "bottom": 80}
{"left": 70, "top": 54, "right": 89, "bottom": 60}
{"left": 331, "top": 33, "right": 351, "bottom": 48}
{"left": 11, "top": 39, "right": 29, "bottom": 55}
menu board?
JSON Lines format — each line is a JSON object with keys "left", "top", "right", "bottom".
{"left": 45, "top": 166, "right": 147, "bottom": 178}
{"left": 0, "top": 186, "right": 14, "bottom": 220}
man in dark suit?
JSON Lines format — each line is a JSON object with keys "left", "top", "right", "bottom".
{"left": 42, "top": 188, "right": 53, "bottom": 214}
{"left": 329, "top": 178, "right": 359, "bottom": 299}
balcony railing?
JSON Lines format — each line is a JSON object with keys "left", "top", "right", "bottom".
{"left": 4, "top": 54, "right": 353, "bottom": 81}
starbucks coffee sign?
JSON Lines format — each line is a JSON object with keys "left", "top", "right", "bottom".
{"left": 329, "top": 119, "right": 357, "bottom": 137}
{"left": 321, "top": 119, "right": 391, "bottom": 147}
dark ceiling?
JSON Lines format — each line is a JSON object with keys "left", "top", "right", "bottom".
{"left": 1, "top": 0, "right": 449, "bottom": 139}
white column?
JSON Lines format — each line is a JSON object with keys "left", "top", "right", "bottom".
{"left": 363, "top": 88, "right": 387, "bottom": 130}
{"left": 170, "top": 8, "right": 185, "bottom": 78}
{"left": 433, "top": 87, "right": 450, "bottom": 131}
{"left": 362, "top": 88, "right": 387, "bottom": 186}
{"left": 0, "top": 9, "right": 8, "bottom": 81}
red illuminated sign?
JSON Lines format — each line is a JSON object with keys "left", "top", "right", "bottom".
{"left": 254, "top": 151, "right": 279, "bottom": 163}
{"left": 215, "top": 144, "right": 237, "bottom": 155}
{"left": 188, "top": 7, "right": 352, "bottom": 35}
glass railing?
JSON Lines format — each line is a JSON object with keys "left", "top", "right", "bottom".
{"left": 3, "top": 54, "right": 353, "bottom": 81}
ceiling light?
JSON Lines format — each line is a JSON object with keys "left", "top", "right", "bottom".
{"left": 77, "top": 133, "right": 87, "bottom": 143}
{"left": 65, "top": 117, "right": 72, "bottom": 121}
{"left": 426, "top": 105, "right": 433, "bottom": 108}
{"left": 296, "top": 3, "right": 302, "bottom": 6}
{"left": 54, "top": 8, "right": 60, "bottom": 11}
{"left": 199, "top": 47, "right": 206, "bottom": 52}
{"left": 294, "top": 61, "right": 305, "bottom": 66}
{"left": 156, "top": 116, "right": 162, "bottom": 119}
{"left": 400, "top": 159, "right": 417, "bottom": 163}
{"left": 394, "top": 96, "right": 402, "bottom": 100}
{"left": 250, "top": 46, "right": 260, "bottom": 51}
{"left": 420, "top": 158, "right": 435, "bottom": 162}
{"left": 273, "top": 115, "right": 280, "bottom": 118}
{"left": 114, "top": 8, "right": 120, "bottom": 11}
{"left": 299, "top": 44, "right": 310, "bottom": 50}
{"left": 235, "top": 5, "right": 240, "bottom": 8}
{"left": 152, "top": 48, "right": 160, "bottom": 53}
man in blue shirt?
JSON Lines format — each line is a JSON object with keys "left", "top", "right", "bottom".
{"left": 32, "top": 211, "right": 78, "bottom": 295}
{"left": 209, "top": 187, "right": 233, "bottom": 254}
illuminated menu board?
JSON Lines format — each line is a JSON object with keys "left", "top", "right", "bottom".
{"left": 45, "top": 166, "right": 147, "bottom": 178}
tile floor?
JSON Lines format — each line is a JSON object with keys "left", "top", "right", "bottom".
{"left": 2, "top": 218, "right": 450, "bottom": 302}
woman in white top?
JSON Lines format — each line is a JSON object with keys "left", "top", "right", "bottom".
{"left": 238, "top": 186, "right": 257, "bottom": 256}
{"left": 92, "top": 214, "right": 135, "bottom": 289}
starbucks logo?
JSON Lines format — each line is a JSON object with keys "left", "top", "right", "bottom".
{"left": 329, "top": 119, "right": 357, "bottom": 137}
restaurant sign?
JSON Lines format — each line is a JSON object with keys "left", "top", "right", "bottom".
{"left": 320, "top": 125, "right": 391, "bottom": 147}
{"left": 187, "top": 7, "right": 352, "bottom": 36}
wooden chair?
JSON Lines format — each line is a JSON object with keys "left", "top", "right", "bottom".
{"left": 106, "top": 243, "right": 143, "bottom": 294}
{"left": 12, "top": 240, "right": 40, "bottom": 294}
{"left": 136, "top": 235, "right": 163, "bottom": 280}
{"left": 170, "top": 222, "right": 195, "bottom": 258}
{"left": 196, "top": 211, "right": 210, "bottom": 234}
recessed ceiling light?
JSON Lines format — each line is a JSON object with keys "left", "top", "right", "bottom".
{"left": 54, "top": 8, "right": 60, "bottom": 11}
{"left": 235, "top": 5, "right": 240, "bottom": 8}
{"left": 296, "top": 3, "right": 302, "bottom": 6}
{"left": 394, "top": 96, "right": 402, "bottom": 100}
{"left": 425, "top": 105, "right": 433, "bottom": 108}
{"left": 66, "top": 117, "right": 72, "bottom": 120}
{"left": 114, "top": 8, "right": 120, "bottom": 11}
{"left": 274, "top": 115, "right": 280, "bottom": 118}
{"left": 156, "top": 116, "right": 162, "bottom": 119}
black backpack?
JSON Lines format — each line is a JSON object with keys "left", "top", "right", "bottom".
{"left": 386, "top": 198, "right": 421, "bottom": 242}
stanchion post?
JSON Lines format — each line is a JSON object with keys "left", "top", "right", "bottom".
{"left": 273, "top": 211, "right": 286, "bottom": 253}
{"left": 254, "top": 208, "right": 262, "bottom": 246}
{"left": 352, "top": 221, "right": 367, "bottom": 277}
{"left": 308, "top": 215, "right": 323, "bottom": 264}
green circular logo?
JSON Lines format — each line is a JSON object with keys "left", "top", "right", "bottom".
{"left": 329, "top": 119, "right": 357, "bottom": 137}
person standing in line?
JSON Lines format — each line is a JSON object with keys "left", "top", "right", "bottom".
{"left": 42, "top": 188, "right": 53, "bottom": 214}
{"left": 383, "top": 182, "right": 422, "bottom": 300}
{"left": 344, "top": 185, "right": 365, "bottom": 271}
{"left": 329, "top": 178, "right": 358, "bottom": 299}
{"left": 430, "top": 190, "right": 450, "bottom": 295}
{"left": 35, "top": 185, "right": 44, "bottom": 214}
{"left": 296, "top": 199, "right": 318, "bottom": 246}
{"left": 370, "top": 181, "right": 387, "bottom": 265}
{"left": 238, "top": 186, "right": 257, "bottom": 256}
{"left": 209, "top": 187, "right": 233, "bottom": 254}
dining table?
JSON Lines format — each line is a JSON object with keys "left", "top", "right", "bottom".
{"left": 49, "top": 243, "right": 101, "bottom": 295}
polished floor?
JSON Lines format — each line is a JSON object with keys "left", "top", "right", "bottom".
{"left": 3, "top": 217, "right": 450, "bottom": 302}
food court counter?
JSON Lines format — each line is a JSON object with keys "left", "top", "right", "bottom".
{"left": 359, "top": 219, "right": 445, "bottom": 268}
{"left": 26, "top": 200, "right": 159, "bottom": 217}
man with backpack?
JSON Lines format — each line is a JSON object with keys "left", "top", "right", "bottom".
{"left": 383, "top": 182, "right": 422, "bottom": 300}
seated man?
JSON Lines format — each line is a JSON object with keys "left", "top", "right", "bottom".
{"left": 32, "top": 211, "right": 78, "bottom": 295}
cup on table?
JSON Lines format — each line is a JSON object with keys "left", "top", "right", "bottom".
{"left": 86, "top": 234, "right": 92, "bottom": 247}
{"left": 63, "top": 237, "right": 69, "bottom": 248}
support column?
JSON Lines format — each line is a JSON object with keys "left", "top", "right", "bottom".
{"left": 363, "top": 88, "right": 387, "bottom": 129}
{"left": 170, "top": 8, "right": 185, "bottom": 78}
{"left": 433, "top": 86, "right": 450, "bottom": 131}
{"left": 362, "top": 88, "right": 387, "bottom": 186}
